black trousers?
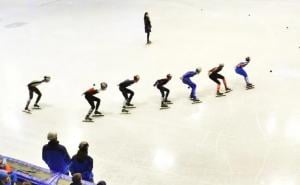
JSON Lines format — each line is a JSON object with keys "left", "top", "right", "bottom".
{"left": 85, "top": 95, "right": 100, "bottom": 110}
{"left": 209, "top": 73, "right": 224, "bottom": 85}
{"left": 28, "top": 85, "right": 42, "bottom": 104}
{"left": 157, "top": 86, "right": 169, "bottom": 100}
{"left": 119, "top": 87, "right": 134, "bottom": 103}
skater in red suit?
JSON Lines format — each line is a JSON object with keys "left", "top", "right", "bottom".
{"left": 208, "top": 64, "right": 231, "bottom": 96}
{"left": 24, "top": 76, "right": 50, "bottom": 113}
{"left": 83, "top": 82, "right": 107, "bottom": 122}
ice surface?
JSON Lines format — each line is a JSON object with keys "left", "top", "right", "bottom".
{"left": 1, "top": 0, "right": 300, "bottom": 185}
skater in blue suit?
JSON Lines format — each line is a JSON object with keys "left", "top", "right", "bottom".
{"left": 181, "top": 68, "right": 201, "bottom": 102}
{"left": 235, "top": 56, "right": 254, "bottom": 89}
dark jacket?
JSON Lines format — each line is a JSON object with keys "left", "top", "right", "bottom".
{"left": 42, "top": 140, "right": 71, "bottom": 174}
{"left": 119, "top": 80, "right": 135, "bottom": 89}
{"left": 144, "top": 16, "right": 152, "bottom": 33}
{"left": 69, "top": 155, "right": 94, "bottom": 182}
{"left": 154, "top": 78, "right": 169, "bottom": 87}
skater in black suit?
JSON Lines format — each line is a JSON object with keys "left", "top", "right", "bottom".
{"left": 24, "top": 76, "right": 50, "bottom": 113}
{"left": 119, "top": 75, "right": 140, "bottom": 112}
{"left": 83, "top": 82, "right": 107, "bottom": 122}
{"left": 144, "top": 12, "right": 152, "bottom": 44}
{"left": 153, "top": 74, "right": 172, "bottom": 107}
{"left": 208, "top": 64, "right": 231, "bottom": 96}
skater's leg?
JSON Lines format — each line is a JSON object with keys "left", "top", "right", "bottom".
{"left": 93, "top": 96, "right": 100, "bottom": 111}
{"left": 164, "top": 87, "right": 170, "bottom": 101}
{"left": 158, "top": 86, "right": 165, "bottom": 100}
{"left": 127, "top": 89, "right": 134, "bottom": 104}
{"left": 120, "top": 88, "right": 129, "bottom": 106}
{"left": 209, "top": 74, "right": 221, "bottom": 94}
{"left": 236, "top": 68, "right": 249, "bottom": 85}
{"left": 188, "top": 81, "right": 196, "bottom": 99}
{"left": 85, "top": 95, "right": 95, "bottom": 118}
{"left": 25, "top": 86, "right": 34, "bottom": 110}
{"left": 33, "top": 87, "right": 42, "bottom": 105}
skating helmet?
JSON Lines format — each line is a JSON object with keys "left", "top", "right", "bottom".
{"left": 196, "top": 67, "right": 202, "bottom": 73}
{"left": 219, "top": 63, "right": 224, "bottom": 67}
{"left": 245, "top": 56, "right": 251, "bottom": 62}
{"left": 134, "top": 75, "right": 140, "bottom": 82}
{"left": 100, "top": 82, "right": 108, "bottom": 90}
{"left": 44, "top": 76, "right": 51, "bottom": 82}
{"left": 166, "top": 74, "right": 172, "bottom": 80}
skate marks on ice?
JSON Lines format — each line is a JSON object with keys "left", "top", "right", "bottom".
{"left": 5, "top": 22, "right": 28, "bottom": 29}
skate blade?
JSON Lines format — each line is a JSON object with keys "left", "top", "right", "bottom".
{"left": 160, "top": 107, "right": 170, "bottom": 110}
{"left": 121, "top": 111, "right": 130, "bottom": 114}
{"left": 165, "top": 102, "right": 173, "bottom": 104}
{"left": 82, "top": 120, "right": 94, "bottom": 122}
{"left": 32, "top": 107, "right": 41, "bottom": 110}
{"left": 125, "top": 106, "right": 136, "bottom": 109}
{"left": 246, "top": 87, "right": 255, "bottom": 90}
{"left": 192, "top": 101, "right": 202, "bottom": 104}
{"left": 23, "top": 110, "right": 32, "bottom": 114}
{"left": 92, "top": 114, "right": 104, "bottom": 117}
{"left": 225, "top": 90, "right": 232, "bottom": 93}
{"left": 216, "top": 94, "right": 226, "bottom": 97}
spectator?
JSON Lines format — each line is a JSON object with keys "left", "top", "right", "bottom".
{"left": 42, "top": 132, "right": 71, "bottom": 174}
{"left": 69, "top": 141, "right": 94, "bottom": 182}
{"left": 97, "top": 181, "right": 106, "bottom": 185}
{"left": 0, "top": 170, "right": 10, "bottom": 185}
{"left": 0, "top": 158, "right": 17, "bottom": 184}
{"left": 70, "top": 173, "right": 82, "bottom": 185}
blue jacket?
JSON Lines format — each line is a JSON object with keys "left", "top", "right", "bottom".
{"left": 69, "top": 155, "right": 94, "bottom": 182}
{"left": 182, "top": 71, "right": 197, "bottom": 79}
{"left": 42, "top": 141, "right": 71, "bottom": 174}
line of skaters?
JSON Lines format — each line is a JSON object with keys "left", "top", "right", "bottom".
{"left": 23, "top": 57, "right": 254, "bottom": 122}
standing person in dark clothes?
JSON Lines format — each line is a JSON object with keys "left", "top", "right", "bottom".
{"left": 153, "top": 74, "right": 172, "bottom": 108}
{"left": 144, "top": 12, "right": 152, "bottom": 44}
{"left": 119, "top": 75, "right": 140, "bottom": 113}
{"left": 42, "top": 132, "right": 71, "bottom": 174}
{"left": 82, "top": 82, "right": 108, "bottom": 122}
{"left": 208, "top": 63, "right": 232, "bottom": 97}
{"left": 24, "top": 76, "right": 50, "bottom": 113}
{"left": 69, "top": 142, "right": 94, "bottom": 182}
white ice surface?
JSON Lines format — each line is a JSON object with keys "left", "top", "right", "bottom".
{"left": 1, "top": 0, "right": 300, "bottom": 185}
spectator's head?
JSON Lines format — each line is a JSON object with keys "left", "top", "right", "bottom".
{"left": 79, "top": 141, "right": 89, "bottom": 151}
{"left": 0, "top": 170, "right": 10, "bottom": 184}
{"left": 97, "top": 181, "right": 107, "bottom": 185}
{"left": 72, "top": 173, "right": 82, "bottom": 184}
{"left": 47, "top": 132, "right": 57, "bottom": 141}
{"left": 76, "top": 141, "right": 89, "bottom": 161}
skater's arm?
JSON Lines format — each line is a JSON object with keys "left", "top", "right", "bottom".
{"left": 153, "top": 80, "right": 158, "bottom": 86}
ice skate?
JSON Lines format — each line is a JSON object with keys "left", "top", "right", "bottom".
{"left": 225, "top": 88, "right": 232, "bottom": 93}
{"left": 160, "top": 102, "right": 169, "bottom": 109}
{"left": 164, "top": 99, "right": 173, "bottom": 104}
{"left": 121, "top": 108, "right": 130, "bottom": 114}
{"left": 83, "top": 117, "right": 94, "bottom": 122}
{"left": 191, "top": 97, "right": 202, "bottom": 104}
{"left": 33, "top": 104, "right": 41, "bottom": 109}
{"left": 125, "top": 103, "right": 136, "bottom": 109}
{"left": 246, "top": 83, "right": 255, "bottom": 90}
{"left": 23, "top": 108, "right": 32, "bottom": 114}
{"left": 93, "top": 111, "right": 104, "bottom": 117}
{"left": 216, "top": 92, "right": 225, "bottom": 97}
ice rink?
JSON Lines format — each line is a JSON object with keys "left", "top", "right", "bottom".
{"left": 1, "top": 0, "right": 300, "bottom": 184}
